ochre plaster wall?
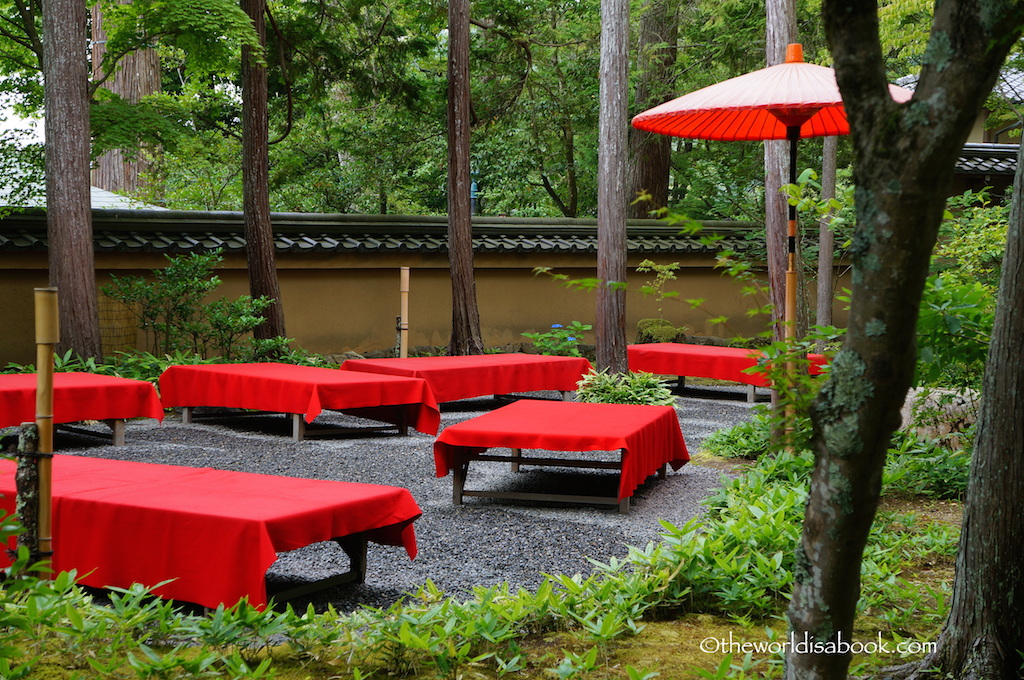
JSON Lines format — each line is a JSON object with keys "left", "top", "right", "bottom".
{"left": 0, "top": 250, "right": 849, "bottom": 365}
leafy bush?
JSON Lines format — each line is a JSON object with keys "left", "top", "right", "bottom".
{"left": 102, "top": 249, "right": 282, "bottom": 361}
{"left": 575, "top": 369, "right": 675, "bottom": 406}
{"left": 522, "top": 321, "right": 591, "bottom": 357}
{"left": 915, "top": 275, "right": 993, "bottom": 390}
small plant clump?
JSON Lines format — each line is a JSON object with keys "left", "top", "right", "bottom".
{"left": 522, "top": 321, "right": 591, "bottom": 357}
{"left": 575, "top": 369, "right": 676, "bottom": 406}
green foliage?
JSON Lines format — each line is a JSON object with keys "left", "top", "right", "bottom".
{"left": 914, "top": 275, "right": 993, "bottom": 389}
{"left": 636, "top": 259, "right": 681, "bottom": 318}
{"left": 702, "top": 413, "right": 772, "bottom": 459}
{"left": 883, "top": 431, "right": 971, "bottom": 500}
{"left": 934, "top": 189, "right": 1009, "bottom": 292}
{"left": 101, "top": 249, "right": 285, "bottom": 361}
{"left": 575, "top": 370, "right": 676, "bottom": 406}
{"left": 522, "top": 322, "right": 591, "bottom": 357}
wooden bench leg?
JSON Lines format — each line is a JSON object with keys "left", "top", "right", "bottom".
{"left": 747, "top": 384, "right": 756, "bottom": 402}
{"left": 659, "top": 463, "right": 667, "bottom": 480}
{"left": 292, "top": 414, "right": 305, "bottom": 442}
{"left": 511, "top": 447, "right": 522, "bottom": 473}
{"left": 101, "top": 419, "right": 126, "bottom": 446}
{"left": 336, "top": 536, "right": 368, "bottom": 584}
{"left": 453, "top": 459, "right": 468, "bottom": 505}
{"left": 618, "top": 497, "right": 630, "bottom": 513}
{"left": 181, "top": 406, "right": 194, "bottom": 424}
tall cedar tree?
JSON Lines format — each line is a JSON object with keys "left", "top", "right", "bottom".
{"left": 446, "top": 0, "right": 484, "bottom": 356}
{"left": 786, "top": 3, "right": 1024, "bottom": 679}
{"left": 44, "top": 0, "right": 101, "bottom": 359}
{"left": 595, "top": 0, "right": 629, "bottom": 373}
{"left": 241, "top": 0, "right": 286, "bottom": 340}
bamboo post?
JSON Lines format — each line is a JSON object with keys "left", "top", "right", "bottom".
{"left": 399, "top": 267, "right": 410, "bottom": 358}
{"left": 34, "top": 287, "right": 58, "bottom": 557}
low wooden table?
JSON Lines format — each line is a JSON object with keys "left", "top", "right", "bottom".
{"left": 628, "top": 343, "right": 828, "bottom": 402}
{"left": 433, "top": 400, "right": 689, "bottom": 513}
{"left": 341, "top": 353, "right": 593, "bottom": 403}
{"left": 0, "top": 372, "right": 164, "bottom": 445}
{"left": 159, "top": 363, "right": 440, "bottom": 441}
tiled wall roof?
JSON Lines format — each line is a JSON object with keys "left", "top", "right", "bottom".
{"left": 1, "top": 211, "right": 760, "bottom": 255}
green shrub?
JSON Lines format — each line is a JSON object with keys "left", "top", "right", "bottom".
{"left": 522, "top": 321, "right": 591, "bottom": 356}
{"left": 102, "top": 249, "right": 283, "bottom": 361}
{"left": 575, "top": 370, "right": 675, "bottom": 406}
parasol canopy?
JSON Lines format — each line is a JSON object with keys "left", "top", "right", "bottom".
{"left": 631, "top": 44, "right": 911, "bottom": 141}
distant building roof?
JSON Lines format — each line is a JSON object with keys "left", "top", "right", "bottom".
{"left": 955, "top": 142, "right": 1018, "bottom": 177}
{"left": 0, "top": 210, "right": 759, "bottom": 256}
{"left": 0, "top": 184, "right": 168, "bottom": 210}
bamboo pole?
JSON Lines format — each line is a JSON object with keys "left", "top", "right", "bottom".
{"left": 34, "top": 287, "right": 58, "bottom": 557}
{"left": 399, "top": 267, "right": 410, "bottom": 358}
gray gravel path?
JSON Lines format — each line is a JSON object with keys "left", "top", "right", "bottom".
{"left": 56, "top": 385, "right": 758, "bottom": 611}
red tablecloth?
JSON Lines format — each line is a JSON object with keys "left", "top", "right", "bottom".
{"left": 0, "top": 372, "right": 164, "bottom": 428}
{"left": 627, "top": 343, "right": 828, "bottom": 388}
{"left": 159, "top": 363, "right": 440, "bottom": 434}
{"left": 340, "top": 353, "right": 593, "bottom": 403}
{"left": 0, "top": 455, "right": 421, "bottom": 608}
{"left": 433, "top": 400, "right": 689, "bottom": 500}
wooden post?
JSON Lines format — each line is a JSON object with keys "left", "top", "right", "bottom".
{"left": 399, "top": 267, "right": 410, "bottom": 358}
{"left": 34, "top": 287, "right": 58, "bottom": 557}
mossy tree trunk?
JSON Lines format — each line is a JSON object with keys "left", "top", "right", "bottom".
{"left": 786, "top": 3, "right": 1024, "bottom": 679}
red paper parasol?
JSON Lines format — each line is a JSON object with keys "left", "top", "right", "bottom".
{"left": 632, "top": 44, "right": 911, "bottom": 396}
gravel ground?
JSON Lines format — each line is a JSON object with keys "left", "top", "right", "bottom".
{"left": 56, "top": 384, "right": 759, "bottom": 612}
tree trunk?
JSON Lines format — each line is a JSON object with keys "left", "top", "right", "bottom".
{"left": 763, "top": 0, "right": 796, "bottom": 344}
{"left": 44, "top": 0, "right": 102, "bottom": 360}
{"left": 595, "top": 0, "right": 629, "bottom": 373}
{"left": 815, "top": 135, "right": 837, "bottom": 336}
{"left": 241, "top": 0, "right": 286, "bottom": 341}
{"left": 911, "top": 139, "right": 1024, "bottom": 680}
{"left": 91, "top": 2, "right": 160, "bottom": 194}
{"left": 446, "top": 0, "right": 484, "bottom": 356}
{"left": 626, "top": 0, "right": 678, "bottom": 219}
{"left": 786, "top": 4, "right": 1024, "bottom": 679}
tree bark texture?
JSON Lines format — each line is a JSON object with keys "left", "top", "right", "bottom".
{"left": 913, "top": 138, "right": 1024, "bottom": 680}
{"left": 595, "top": 0, "right": 629, "bottom": 373}
{"left": 43, "top": 0, "right": 102, "bottom": 360}
{"left": 626, "top": 0, "right": 678, "bottom": 219}
{"left": 241, "top": 0, "right": 286, "bottom": 340}
{"left": 446, "top": 0, "right": 484, "bottom": 356}
{"left": 91, "top": 2, "right": 160, "bottom": 194}
{"left": 14, "top": 424, "right": 40, "bottom": 567}
{"left": 763, "top": 0, "right": 796, "bottom": 344}
{"left": 815, "top": 135, "right": 837, "bottom": 332}
{"left": 786, "top": 4, "right": 1024, "bottom": 680}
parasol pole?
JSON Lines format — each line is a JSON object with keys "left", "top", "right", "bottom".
{"left": 34, "top": 287, "right": 58, "bottom": 558}
{"left": 784, "top": 125, "right": 800, "bottom": 445}
{"left": 399, "top": 267, "right": 410, "bottom": 358}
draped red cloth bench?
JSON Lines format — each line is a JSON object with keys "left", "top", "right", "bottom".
{"left": 0, "top": 372, "right": 164, "bottom": 444}
{"left": 159, "top": 363, "right": 441, "bottom": 440}
{"left": 0, "top": 455, "right": 421, "bottom": 608}
{"left": 340, "top": 353, "right": 593, "bottom": 403}
{"left": 627, "top": 343, "right": 828, "bottom": 400}
{"left": 433, "top": 400, "right": 689, "bottom": 513}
